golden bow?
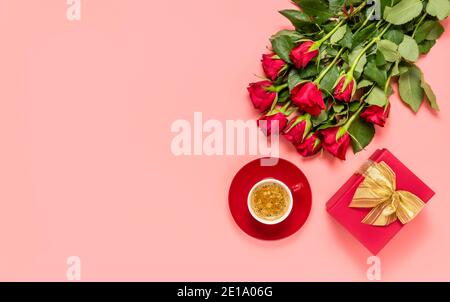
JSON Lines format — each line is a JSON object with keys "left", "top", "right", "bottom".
{"left": 349, "top": 161, "right": 425, "bottom": 226}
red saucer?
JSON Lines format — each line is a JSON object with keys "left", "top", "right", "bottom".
{"left": 228, "top": 157, "right": 312, "bottom": 240}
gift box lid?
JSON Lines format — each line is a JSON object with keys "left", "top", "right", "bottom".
{"left": 327, "top": 148, "right": 435, "bottom": 255}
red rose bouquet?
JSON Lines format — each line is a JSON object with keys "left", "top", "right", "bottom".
{"left": 248, "top": 0, "right": 448, "bottom": 160}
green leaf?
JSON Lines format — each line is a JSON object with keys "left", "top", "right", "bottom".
{"left": 349, "top": 101, "right": 361, "bottom": 112}
{"left": 418, "top": 40, "right": 436, "bottom": 54}
{"left": 364, "top": 58, "right": 388, "bottom": 87}
{"left": 271, "top": 35, "right": 294, "bottom": 64}
{"left": 357, "top": 79, "right": 374, "bottom": 89}
{"left": 329, "top": 0, "right": 346, "bottom": 13}
{"left": 353, "top": 24, "right": 377, "bottom": 48}
{"left": 384, "top": 29, "right": 405, "bottom": 45}
{"left": 270, "top": 30, "right": 303, "bottom": 42}
{"left": 311, "top": 110, "right": 328, "bottom": 127}
{"left": 414, "top": 21, "right": 444, "bottom": 44}
{"left": 426, "top": 0, "right": 450, "bottom": 20}
{"left": 421, "top": 81, "right": 440, "bottom": 111}
{"left": 277, "top": 89, "right": 290, "bottom": 103}
{"left": 323, "top": 46, "right": 339, "bottom": 57}
{"left": 333, "top": 103, "right": 346, "bottom": 113}
{"left": 330, "top": 25, "right": 347, "bottom": 44}
{"left": 292, "top": 0, "right": 333, "bottom": 23}
{"left": 391, "top": 61, "right": 400, "bottom": 76}
{"left": 398, "top": 64, "right": 410, "bottom": 75}
{"left": 379, "top": 0, "right": 396, "bottom": 14}
{"left": 322, "top": 23, "right": 337, "bottom": 34}
{"left": 375, "top": 51, "right": 386, "bottom": 66}
{"left": 424, "top": 22, "right": 445, "bottom": 40}
{"left": 348, "top": 117, "right": 376, "bottom": 153}
{"left": 288, "top": 69, "right": 302, "bottom": 91}
{"left": 279, "top": 10, "right": 313, "bottom": 29}
{"left": 288, "top": 66, "right": 318, "bottom": 91}
{"left": 420, "top": 73, "right": 440, "bottom": 111}
{"left": 377, "top": 40, "right": 400, "bottom": 62}
{"left": 399, "top": 65, "right": 424, "bottom": 112}
{"left": 366, "top": 86, "right": 388, "bottom": 106}
{"left": 398, "top": 35, "right": 419, "bottom": 62}
{"left": 320, "top": 65, "right": 340, "bottom": 92}
{"left": 384, "top": 0, "right": 423, "bottom": 25}
{"left": 299, "top": 64, "right": 319, "bottom": 78}
{"left": 339, "top": 28, "right": 353, "bottom": 49}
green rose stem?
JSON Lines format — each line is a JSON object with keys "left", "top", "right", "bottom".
{"left": 311, "top": 2, "right": 368, "bottom": 51}
{"left": 337, "top": 104, "right": 365, "bottom": 139}
{"left": 285, "top": 106, "right": 298, "bottom": 116}
{"left": 349, "top": 2, "right": 368, "bottom": 17}
{"left": 354, "top": 5, "right": 377, "bottom": 34}
{"left": 274, "top": 83, "right": 288, "bottom": 92}
{"left": 347, "top": 24, "right": 393, "bottom": 79}
{"left": 375, "top": 17, "right": 386, "bottom": 29}
{"left": 267, "top": 83, "right": 288, "bottom": 112}
{"left": 412, "top": 13, "right": 427, "bottom": 38}
{"left": 279, "top": 101, "right": 292, "bottom": 114}
{"left": 266, "top": 83, "right": 288, "bottom": 93}
{"left": 314, "top": 48, "right": 345, "bottom": 84}
{"left": 311, "top": 19, "right": 346, "bottom": 51}
{"left": 383, "top": 66, "right": 397, "bottom": 110}
{"left": 269, "top": 97, "right": 278, "bottom": 112}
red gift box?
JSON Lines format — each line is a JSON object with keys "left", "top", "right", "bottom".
{"left": 326, "top": 148, "right": 435, "bottom": 255}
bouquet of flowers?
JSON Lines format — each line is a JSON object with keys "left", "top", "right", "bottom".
{"left": 248, "top": 0, "right": 449, "bottom": 160}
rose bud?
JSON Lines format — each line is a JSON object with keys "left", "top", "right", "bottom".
{"left": 321, "top": 127, "right": 351, "bottom": 160}
{"left": 291, "top": 82, "right": 326, "bottom": 116}
{"left": 334, "top": 75, "right": 355, "bottom": 103}
{"left": 295, "top": 133, "right": 322, "bottom": 157}
{"left": 247, "top": 81, "right": 277, "bottom": 112}
{"left": 290, "top": 41, "right": 319, "bottom": 69}
{"left": 361, "top": 104, "right": 391, "bottom": 127}
{"left": 283, "top": 115, "right": 312, "bottom": 144}
{"left": 257, "top": 112, "right": 288, "bottom": 136}
{"left": 262, "top": 53, "right": 287, "bottom": 81}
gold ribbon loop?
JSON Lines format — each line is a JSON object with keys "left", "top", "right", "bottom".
{"left": 349, "top": 161, "right": 425, "bottom": 226}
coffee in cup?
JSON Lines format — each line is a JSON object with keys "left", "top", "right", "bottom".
{"left": 248, "top": 178, "right": 293, "bottom": 225}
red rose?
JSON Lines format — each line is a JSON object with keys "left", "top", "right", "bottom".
{"left": 262, "top": 53, "right": 286, "bottom": 81}
{"left": 291, "top": 82, "right": 325, "bottom": 116}
{"left": 283, "top": 116, "right": 311, "bottom": 144}
{"left": 321, "top": 127, "right": 351, "bottom": 160}
{"left": 290, "top": 41, "right": 319, "bottom": 69}
{"left": 361, "top": 104, "right": 391, "bottom": 127}
{"left": 247, "top": 81, "right": 277, "bottom": 112}
{"left": 257, "top": 112, "right": 288, "bottom": 136}
{"left": 334, "top": 76, "right": 355, "bottom": 103}
{"left": 295, "top": 133, "right": 322, "bottom": 157}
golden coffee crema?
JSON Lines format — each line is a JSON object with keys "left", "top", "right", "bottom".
{"left": 250, "top": 182, "right": 290, "bottom": 221}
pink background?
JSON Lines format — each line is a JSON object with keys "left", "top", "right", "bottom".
{"left": 0, "top": 0, "right": 449, "bottom": 281}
